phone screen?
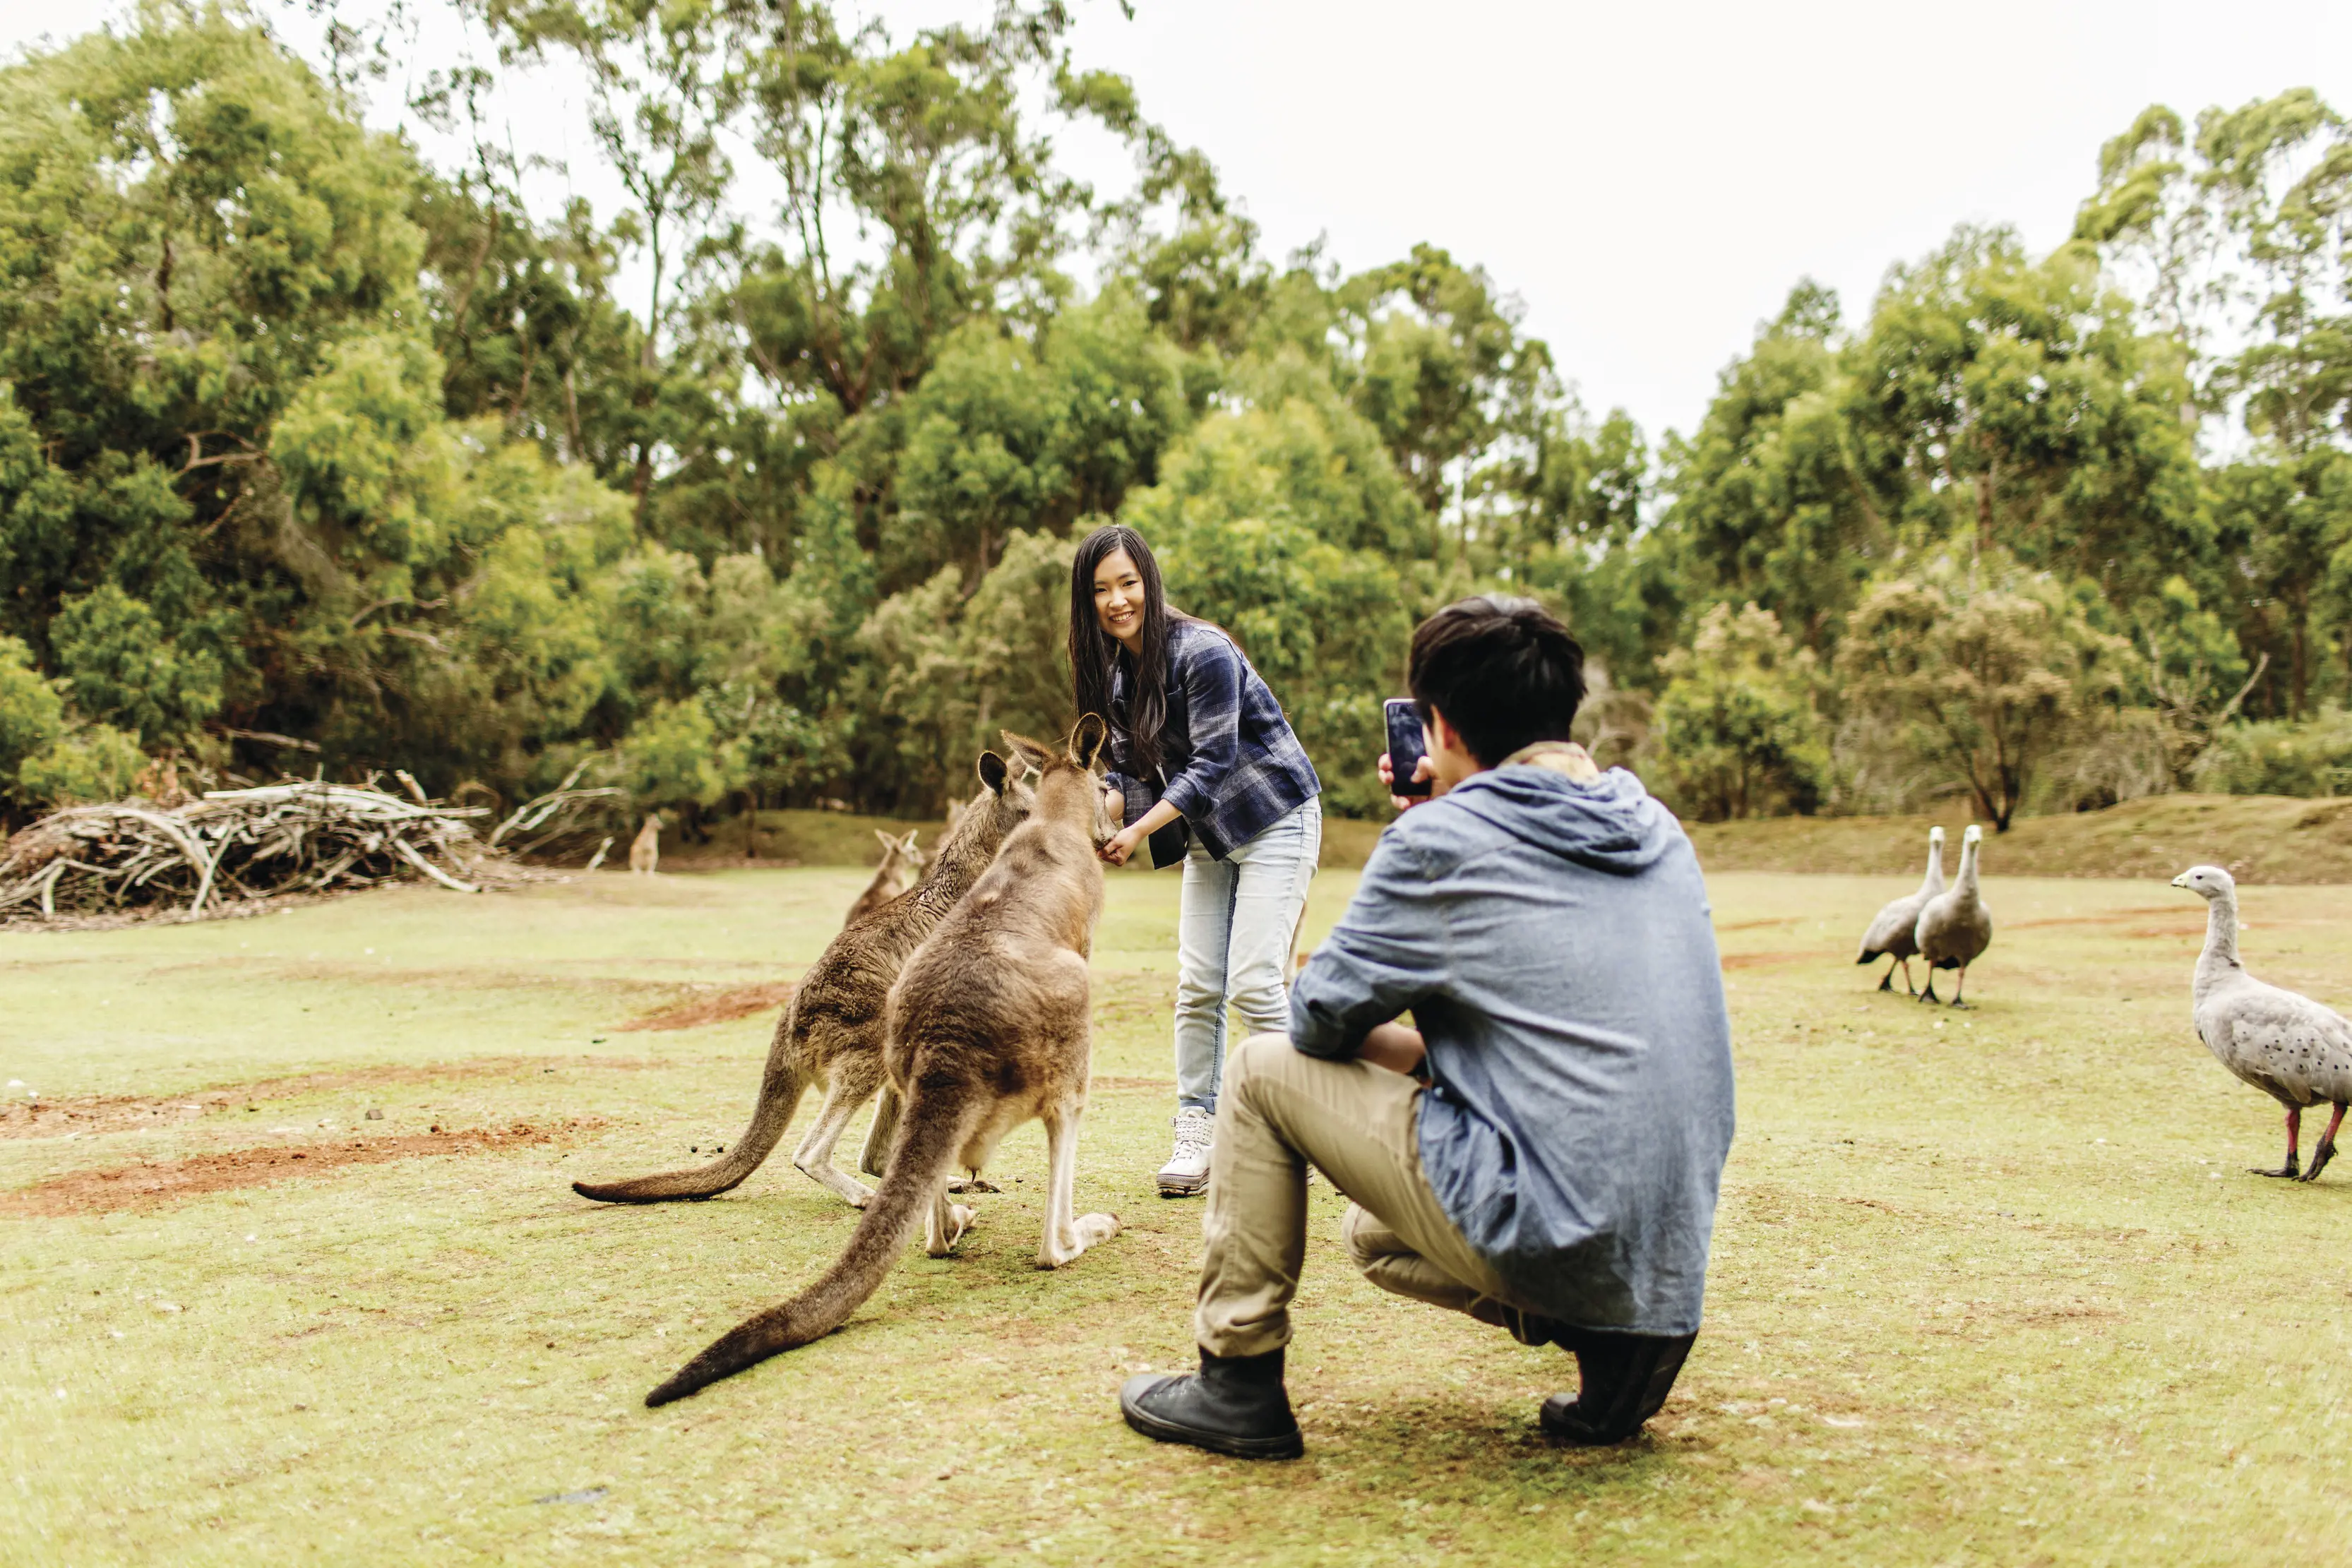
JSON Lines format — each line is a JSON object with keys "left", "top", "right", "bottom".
{"left": 1383, "top": 699, "right": 1431, "bottom": 797}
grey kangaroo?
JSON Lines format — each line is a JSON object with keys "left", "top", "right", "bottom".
{"left": 570, "top": 736, "right": 1048, "bottom": 1209}
{"left": 844, "top": 830, "right": 924, "bottom": 928}
{"left": 645, "top": 715, "right": 1123, "bottom": 1406}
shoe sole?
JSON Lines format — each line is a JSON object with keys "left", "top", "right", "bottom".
{"left": 1156, "top": 1173, "right": 1209, "bottom": 1197}
{"left": 1121, "top": 1398, "right": 1303, "bottom": 1460}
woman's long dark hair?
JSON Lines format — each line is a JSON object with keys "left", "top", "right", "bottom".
{"left": 1070, "top": 523, "right": 1176, "bottom": 779}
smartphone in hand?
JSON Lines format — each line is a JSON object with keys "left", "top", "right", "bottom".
{"left": 1383, "top": 698, "right": 1431, "bottom": 797}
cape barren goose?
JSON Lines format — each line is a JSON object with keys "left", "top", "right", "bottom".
{"left": 1857, "top": 826, "right": 1945, "bottom": 994}
{"left": 1914, "top": 824, "right": 1991, "bottom": 1005}
{"left": 2171, "top": 865, "right": 2352, "bottom": 1183}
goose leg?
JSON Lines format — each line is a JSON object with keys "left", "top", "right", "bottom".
{"left": 1876, "top": 963, "right": 1894, "bottom": 993}
{"left": 2297, "top": 1103, "right": 2346, "bottom": 1183}
{"left": 1899, "top": 957, "right": 1918, "bottom": 998}
{"left": 1918, "top": 971, "right": 1940, "bottom": 1005}
{"left": 1947, "top": 965, "right": 1970, "bottom": 1009}
{"left": 2253, "top": 1106, "right": 2302, "bottom": 1180}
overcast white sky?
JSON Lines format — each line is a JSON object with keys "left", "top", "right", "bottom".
{"left": 6, "top": 0, "right": 2351, "bottom": 441}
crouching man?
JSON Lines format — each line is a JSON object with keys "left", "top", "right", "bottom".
{"left": 1119, "top": 596, "right": 1736, "bottom": 1459}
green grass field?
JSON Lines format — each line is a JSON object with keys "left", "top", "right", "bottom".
{"left": 5, "top": 857, "right": 2351, "bottom": 1564}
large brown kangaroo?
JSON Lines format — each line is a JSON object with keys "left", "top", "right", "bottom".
{"left": 571, "top": 736, "right": 1047, "bottom": 1209}
{"left": 645, "top": 715, "right": 1123, "bottom": 1406}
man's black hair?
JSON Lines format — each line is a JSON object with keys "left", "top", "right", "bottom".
{"left": 1407, "top": 596, "right": 1587, "bottom": 767}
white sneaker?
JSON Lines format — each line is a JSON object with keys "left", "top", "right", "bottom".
{"left": 1157, "top": 1106, "right": 1214, "bottom": 1197}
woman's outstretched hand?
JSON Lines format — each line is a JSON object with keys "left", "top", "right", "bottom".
{"left": 1377, "top": 751, "right": 1437, "bottom": 813}
{"left": 1099, "top": 823, "right": 1147, "bottom": 867}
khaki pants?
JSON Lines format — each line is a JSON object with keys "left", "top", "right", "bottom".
{"left": 1196, "top": 1032, "right": 1520, "bottom": 1358}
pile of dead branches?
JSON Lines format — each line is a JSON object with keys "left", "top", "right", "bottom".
{"left": 0, "top": 772, "right": 621, "bottom": 924}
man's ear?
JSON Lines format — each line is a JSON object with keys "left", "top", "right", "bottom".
{"left": 1070, "top": 712, "right": 1108, "bottom": 770}
{"left": 998, "top": 730, "right": 1049, "bottom": 774}
{"left": 978, "top": 751, "right": 1009, "bottom": 795}
{"left": 1424, "top": 706, "right": 1458, "bottom": 760}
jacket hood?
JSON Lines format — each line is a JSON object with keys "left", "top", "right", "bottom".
{"left": 1442, "top": 764, "right": 1678, "bottom": 876}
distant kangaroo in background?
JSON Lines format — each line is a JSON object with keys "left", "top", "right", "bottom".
{"left": 570, "top": 736, "right": 1048, "bottom": 1209}
{"left": 628, "top": 813, "right": 662, "bottom": 875}
{"left": 645, "top": 716, "right": 1124, "bottom": 1406}
{"left": 844, "top": 830, "right": 924, "bottom": 928}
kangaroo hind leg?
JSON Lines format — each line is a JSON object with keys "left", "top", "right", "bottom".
{"left": 924, "top": 1179, "right": 976, "bottom": 1256}
{"left": 792, "top": 1056, "right": 888, "bottom": 1208}
{"left": 1036, "top": 1100, "right": 1120, "bottom": 1270}
{"left": 856, "top": 1085, "right": 901, "bottom": 1178}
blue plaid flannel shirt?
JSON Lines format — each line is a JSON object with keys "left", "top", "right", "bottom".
{"left": 1101, "top": 620, "right": 1321, "bottom": 863}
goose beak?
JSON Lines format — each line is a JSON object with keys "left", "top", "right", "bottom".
{"left": 2169, "top": 873, "right": 2187, "bottom": 889}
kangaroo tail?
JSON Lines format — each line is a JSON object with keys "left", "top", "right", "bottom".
{"left": 645, "top": 1081, "right": 977, "bottom": 1406}
{"left": 572, "top": 1003, "right": 807, "bottom": 1204}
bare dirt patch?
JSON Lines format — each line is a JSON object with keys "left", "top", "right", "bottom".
{"left": 618, "top": 981, "right": 796, "bottom": 1032}
{"left": 1721, "top": 950, "right": 1835, "bottom": 971}
{"left": 2011, "top": 906, "right": 2186, "bottom": 929}
{"left": 0, "top": 1057, "right": 653, "bottom": 1140}
{"left": 1, "top": 1119, "right": 604, "bottom": 1215}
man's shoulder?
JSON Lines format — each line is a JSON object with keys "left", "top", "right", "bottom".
{"left": 1374, "top": 793, "right": 1517, "bottom": 876}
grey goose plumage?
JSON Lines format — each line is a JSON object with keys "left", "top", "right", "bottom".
{"left": 2172, "top": 865, "right": 2352, "bottom": 1182}
{"left": 1913, "top": 824, "right": 1991, "bottom": 1006}
{"left": 1856, "top": 825, "right": 1945, "bottom": 995}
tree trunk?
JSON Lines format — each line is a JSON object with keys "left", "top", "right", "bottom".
{"left": 2291, "top": 610, "right": 2309, "bottom": 720}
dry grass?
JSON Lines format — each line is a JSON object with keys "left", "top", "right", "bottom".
{"left": 4, "top": 854, "right": 2351, "bottom": 1564}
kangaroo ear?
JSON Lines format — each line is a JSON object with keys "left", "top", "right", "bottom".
{"left": 978, "top": 751, "right": 1010, "bottom": 796}
{"left": 998, "top": 730, "right": 1049, "bottom": 773}
{"left": 905, "top": 830, "right": 919, "bottom": 849}
{"left": 1070, "top": 712, "right": 1109, "bottom": 770}
{"left": 874, "top": 829, "right": 893, "bottom": 850}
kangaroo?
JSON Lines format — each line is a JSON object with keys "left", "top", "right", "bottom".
{"left": 645, "top": 716, "right": 1123, "bottom": 1406}
{"left": 627, "top": 813, "right": 662, "bottom": 875}
{"left": 571, "top": 736, "right": 1047, "bottom": 1210}
{"left": 844, "top": 830, "right": 924, "bottom": 928}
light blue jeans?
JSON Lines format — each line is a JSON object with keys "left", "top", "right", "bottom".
{"left": 1174, "top": 797, "right": 1323, "bottom": 1114}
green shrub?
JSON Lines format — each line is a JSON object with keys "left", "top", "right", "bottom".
{"left": 0, "top": 633, "right": 64, "bottom": 795}
{"left": 1652, "top": 604, "right": 1826, "bottom": 820}
{"left": 2192, "top": 710, "right": 2352, "bottom": 797}
{"left": 18, "top": 724, "right": 147, "bottom": 806}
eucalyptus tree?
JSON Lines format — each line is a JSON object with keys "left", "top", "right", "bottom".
{"left": 1844, "top": 227, "right": 2208, "bottom": 606}
{"left": 1661, "top": 280, "right": 1885, "bottom": 652}
{"left": 1834, "top": 557, "right": 2130, "bottom": 830}
{"left": 2079, "top": 90, "right": 2352, "bottom": 715}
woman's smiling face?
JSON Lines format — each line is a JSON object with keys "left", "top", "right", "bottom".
{"left": 1093, "top": 548, "right": 1147, "bottom": 652}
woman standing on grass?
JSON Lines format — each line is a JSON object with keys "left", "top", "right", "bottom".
{"left": 1071, "top": 523, "right": 1323, "bottom": 1197}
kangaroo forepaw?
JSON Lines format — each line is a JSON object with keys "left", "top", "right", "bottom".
{"left": 928, "top": 1204, "right": 976, "bottom": 1256}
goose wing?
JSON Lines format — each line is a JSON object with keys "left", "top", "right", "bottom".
{"left": 2204, "top": 978, "right": 2352, "bottom": 1105}
{"left": 1858, "top": 890, "right": 1926, "bottom": 959}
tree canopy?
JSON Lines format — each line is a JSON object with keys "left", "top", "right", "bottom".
{"left": 2, "top": 5, "right": 2350, "bottom": 834}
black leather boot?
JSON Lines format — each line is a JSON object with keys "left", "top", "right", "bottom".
{"left": 1120, "top": 1346, "right": 1303, "bottom": 1459}
{"left": 1539, "top": 1331, "right": 1695, "bottom": 1446}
